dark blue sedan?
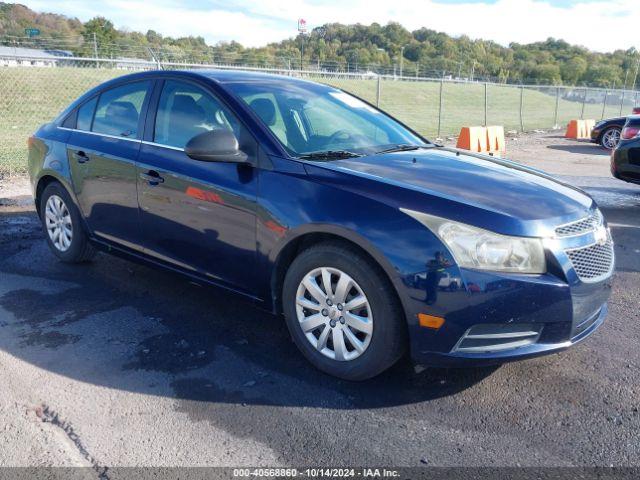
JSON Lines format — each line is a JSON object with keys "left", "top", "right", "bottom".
{"left": 27, "top": 70, "right": 614, "bottom": 380}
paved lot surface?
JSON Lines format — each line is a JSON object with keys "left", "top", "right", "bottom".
{"left": 0, "top": 133, "right": 639, "bottom": 469}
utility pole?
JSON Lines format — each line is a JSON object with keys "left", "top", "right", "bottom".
{"left": 623, "top": 68, "right": 630, "bottom": 91}
{"left": 631, "top": 54, "right": 640, "bottom": 92}
{"left": 399, "top": 46, "right": 405, "bottom": 78}
{"left": 471, "top": 60, "right": 476, "bottom": 82}
{"left": 601, "top": 90, "right": 608, "bottom": 120}
{"left": 92, "top": 32, "right": 98, "bottom": 59}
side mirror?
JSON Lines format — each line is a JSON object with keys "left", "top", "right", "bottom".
{"left": 185, "top": 129, "right": 248, "bottom": 163}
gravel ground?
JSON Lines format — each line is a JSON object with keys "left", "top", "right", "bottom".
{"left": 0, "top": 132, "right": 639, "bottom": 470}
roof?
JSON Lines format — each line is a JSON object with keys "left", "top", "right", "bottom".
{"left": 0, "top": 46, "right": 59, "bottom": 58}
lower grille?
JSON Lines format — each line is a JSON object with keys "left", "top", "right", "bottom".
{"left": 566, "top": 238, "right": 614, "bottom": 282}
{"left": 452, "top": 323, "right": 542, "bottom": 354}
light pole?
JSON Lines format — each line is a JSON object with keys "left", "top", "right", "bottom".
{"left": 376, "top": 47, "right": 385, "bottom": 75}
{"left": 631, "top": 53, "right": 640, "bottom": 92}
{"left": 297, "top": 18, "right": 307, "bottom": 71}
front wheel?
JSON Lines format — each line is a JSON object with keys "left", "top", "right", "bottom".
{"left": 600, "top": 127, "right": 621, "bottom": 149}
{"left": 40, "top": 182, "right": 96, "bottom": 263}
{"left": 282, "top": 242, "right": 407, "bottom": 380}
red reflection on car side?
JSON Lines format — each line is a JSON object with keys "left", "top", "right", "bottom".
{"left": 185, "top": 186, "right": 224, "bottom": 205}
{"left": 264, "top": 220, "right": 287, "bottom": 236}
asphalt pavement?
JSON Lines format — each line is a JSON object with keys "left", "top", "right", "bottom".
{"left": 0, "top": 133, "right": 639, "bottom": 470}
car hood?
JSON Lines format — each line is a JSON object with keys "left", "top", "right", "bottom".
{"left": 303, "top": 147, "right": 594, "bottom": 235}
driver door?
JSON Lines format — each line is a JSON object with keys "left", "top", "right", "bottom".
{"left": 136, "top": 79, "right": 259, "bottom": 294}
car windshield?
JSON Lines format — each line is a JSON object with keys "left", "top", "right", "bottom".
{"left": 225, "top": 80, "right": 428, "bottom": 158}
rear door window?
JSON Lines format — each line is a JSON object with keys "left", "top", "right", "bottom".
{"left": 92, "top": 81, "right": 150, "bottom": 139}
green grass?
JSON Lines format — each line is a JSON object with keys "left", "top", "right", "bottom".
{"left": 0, "top": 67, "right": 123, "bottom": 177}
{"left": 0, "top": 67, "right": 625, "bottom": 177}
{"left": 317, "top": 76, "right": 627, "bottom": 137}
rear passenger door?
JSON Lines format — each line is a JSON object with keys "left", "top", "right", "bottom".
{"left": 137, "top": 79, "right": 259, "bottom": 294}
{"left": 67, "top": 80, "right": 151, "bottom": 249}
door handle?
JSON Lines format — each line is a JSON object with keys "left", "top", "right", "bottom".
{"left": 140, "top": 170, "right": 164, "bottom": 185}
{"left": 73, "top": 150, "right": 89, "bottom": 163}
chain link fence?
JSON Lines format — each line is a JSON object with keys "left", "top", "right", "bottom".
{"left": 1, "top": 55, "right": 639, "bottom": 177}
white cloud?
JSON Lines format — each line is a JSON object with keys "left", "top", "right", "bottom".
{"left": 21, "top": 0, "right": 291, "bottom": 46}
{"left": 20, "top": 0, "right": 640, "bottom": 52}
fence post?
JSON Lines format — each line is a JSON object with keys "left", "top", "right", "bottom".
{"left": 519, "top": 85, "right": 524, "bottom": 132}
{"left": 601, "top": 90, "right": 608, "bottom": 119}
{"left": 580, "top": 88, "right": 587, "bottom": 119}
{"left": 484, "top": 82, "right": 488, "bottom": 126}
{"left": 553, "top": 87, "right": 560, "bottom": 128}
{"left": 620, "top": 90, "right": 626, "bottom": 116}
{"left": 376, "top": 75, "right": 381, "bottom": 108}
{"left": 437, "top": 78, "right": 444, "bottom": 138}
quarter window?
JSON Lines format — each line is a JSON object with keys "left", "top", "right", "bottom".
{"left": 76, "top": 96, "right": 97, "bottom": 131}
{"left": 154, "top": 80, "right": 240, "bottom": 149}
{"left": 92, "top": 81, "right": 150, "bottom": 138}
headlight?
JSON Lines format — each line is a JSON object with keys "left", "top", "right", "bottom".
{"left": 401, "top": 209, "right": 547, "bottom": 274}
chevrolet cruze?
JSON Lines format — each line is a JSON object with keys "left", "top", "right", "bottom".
{"left": 28, "top": 70, "right": 614, "bottom": 380}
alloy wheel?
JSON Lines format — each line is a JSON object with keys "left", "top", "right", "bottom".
{"left": 602, "top": 129, "right": 620, "bottom": 149}
{"left": 45, "top": 194, "right": 73, "bottom": 252}
{"left": 295, "top": 267, "right": 373, "bottom": 361}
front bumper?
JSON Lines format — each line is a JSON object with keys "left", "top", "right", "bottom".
{"left": 415, "top": 303, "right": 606, "bottom": 367}
{"left": 403, "top": 231, "right": 613, "bottom": 367}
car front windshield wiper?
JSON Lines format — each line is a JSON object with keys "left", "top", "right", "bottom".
{"left": 298, "top": 150, "right": 364, "bottom": 160}
{"left": 375, "top": 144, "right": 432, "bottom": 154}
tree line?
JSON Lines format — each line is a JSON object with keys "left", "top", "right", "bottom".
{"left": 1, "top": 2, "right": 638, "bottom": 88}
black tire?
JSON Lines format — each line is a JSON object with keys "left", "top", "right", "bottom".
{"left": 600, "top": 127, "right": 621, "bottom": 149}
{"left": 282, "top": 242, "right": 407, "bottom": 381}
{"left": 40, "top": 182, "right": 96, "bottom": 263}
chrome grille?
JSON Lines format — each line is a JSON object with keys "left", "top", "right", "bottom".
{"left": 566, "top": 238, "right": 614, "bottom": 282}
{"left": 555, "top": 211, "right": 602, "bottom": 237}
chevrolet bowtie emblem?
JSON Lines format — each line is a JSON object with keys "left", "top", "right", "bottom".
{"left": 594, "top": 226, "right": 608, "bottom": 246}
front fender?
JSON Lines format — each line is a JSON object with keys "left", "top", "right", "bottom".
{"left": 255, "top": 167, "right": 463, "bottom": 332}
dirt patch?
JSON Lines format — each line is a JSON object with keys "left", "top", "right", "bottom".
{"left": 441, "top": 129, "right": 612, "bottom": 178}
{"left": 0, "top": 176, "right": 33, "bottom": 213}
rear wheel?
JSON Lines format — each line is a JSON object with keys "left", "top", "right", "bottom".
{"left": 40, "top": 182, "right": 96, "bottom": 263}
{"left": 600, "top": 127, "right": 621, "bottom": 149}
{"left": 282, "top": 242, "right": 406, "bottom": 380}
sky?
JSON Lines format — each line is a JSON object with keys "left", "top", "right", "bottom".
{"left": 20, "top": 0, "right": 639, "bottom": 53}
